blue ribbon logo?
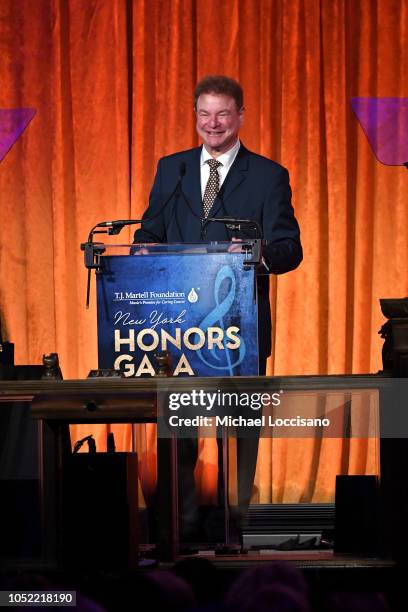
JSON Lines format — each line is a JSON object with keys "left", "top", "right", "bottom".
{"left": 197, "top": 265, "right": 246, "bottom": 374}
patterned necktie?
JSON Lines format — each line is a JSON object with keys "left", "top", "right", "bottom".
{"left": 202, "top": 158, "right": 222, "bottom": 217}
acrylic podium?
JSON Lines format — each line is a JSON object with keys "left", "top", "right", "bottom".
{"left": 91, "top": 240, "right": 262, "bottom": 556}
{"left": 91, "top": 241, "right": 261, "bottom": 378}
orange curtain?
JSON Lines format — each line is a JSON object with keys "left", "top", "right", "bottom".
{"left": 1, "top": 0, "right": 407, "bottom": 502}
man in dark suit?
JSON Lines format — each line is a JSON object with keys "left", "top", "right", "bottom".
{"left": 134, "top": 75, "right": 302, "bottom": 542}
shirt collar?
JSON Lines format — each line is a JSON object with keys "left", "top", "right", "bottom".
{"left": 200, "top": 139, "right": 241, "bottom": 170}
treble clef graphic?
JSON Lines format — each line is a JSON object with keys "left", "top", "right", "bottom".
{"left": 197, "top": 265, "right": 245, "bottom": 375}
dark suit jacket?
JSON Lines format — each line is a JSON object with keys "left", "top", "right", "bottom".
{"left": 134, "top": 144, "right": 302, "bottom": 360}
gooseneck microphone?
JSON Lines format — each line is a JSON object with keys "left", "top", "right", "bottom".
{"left": 199, "top": 180, "right": 263, "bottom": 240}
{"left": 201, "top": 217, "right": 263, "bottom": 240}
{"left": 94, "top": 219, "right": 142, "bottom": 235}
{"left": 82, "top": 162, "right": 188, "bottom": 307}
{"left": 90, "top": 161, "right": 188, "bottom": 240}
{"left": 139, "top": 161, "right": 187, "bottom": 226}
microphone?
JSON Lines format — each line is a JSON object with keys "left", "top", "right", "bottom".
{"left": 92, "top": 163, "right": 187, "bottom": 240}
{"left": 201, "top": 217, "right": 263, "bottom": 239}
{"left": 132, "top": 161, "right": 194, "bottom": 244}
{"left": 140, "top": 161, "right": 187, "bottom": 225}
{"left": 96, "top": 220, "right": 140, "bottom": 227}
{"left": 95, "top": 219, "right": 143, "bottom": 235}
{"left": 82, "top": 162, "right": 187, "bottom": 309}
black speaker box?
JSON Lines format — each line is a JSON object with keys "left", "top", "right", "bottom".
{"left": 334, "top": 475, "right": 379, "bottom": 554}
{"left": 62, "top": 453, "right": 138, "bottom": 569}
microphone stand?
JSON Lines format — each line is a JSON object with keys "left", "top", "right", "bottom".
{"left": 81, "top": 234, "right": 106, "bottom": 310}
{"left": 199, "top": 217, "right": 264, "bottom": 555}
{"left": 80, "top": 220, "right": 143, "bottom": 308}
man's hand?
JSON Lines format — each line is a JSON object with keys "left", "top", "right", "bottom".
{"left": 227, "top": 237, "right": 243, "bottom": 253}
{"left": 132, "top": 246, "right": 149, "bottom": 255}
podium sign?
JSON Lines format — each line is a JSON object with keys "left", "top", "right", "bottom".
{"left": 96, "top": 243, "right": 259, "bottom": 377}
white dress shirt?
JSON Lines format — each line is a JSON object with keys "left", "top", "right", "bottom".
{"left": 200, "top": 140, "right": 241, "bottom": 199}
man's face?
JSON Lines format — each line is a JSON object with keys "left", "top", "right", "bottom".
{"left": 196, "top": 93, "right": 244, "bottom": 156}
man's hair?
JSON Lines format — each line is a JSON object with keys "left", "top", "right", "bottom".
{"left": 194, "top": 75, "right": 244, "bottom": 110}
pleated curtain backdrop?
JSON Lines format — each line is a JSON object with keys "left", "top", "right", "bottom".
{"left": 1, "top": 0, "right": 407, "bottom": 502}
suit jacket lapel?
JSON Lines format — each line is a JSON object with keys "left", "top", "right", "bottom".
{"left": 208, "top": 144, "right": 250, "bottom": 218}
{"left": 182, "top": 147, "right": 203, "bottom": 220}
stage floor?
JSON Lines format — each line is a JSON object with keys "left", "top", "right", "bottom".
{"left": 171, "top": 549, "right": 396, "bottom": 569}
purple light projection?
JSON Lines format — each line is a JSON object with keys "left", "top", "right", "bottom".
{"left": 351, "top": 97, "right": 408, "bottom": 166}
{"left": 0, "top": 108, "right": 36, "bottom": 162}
